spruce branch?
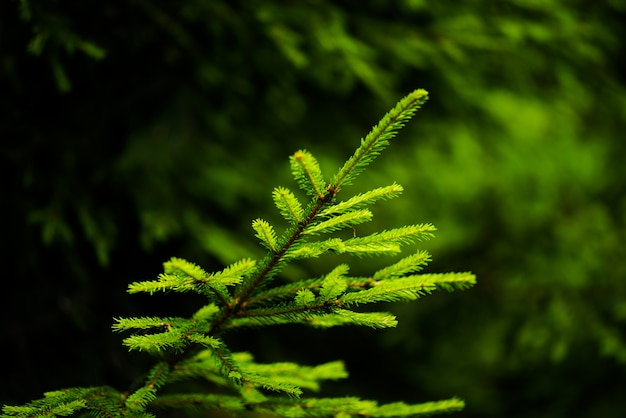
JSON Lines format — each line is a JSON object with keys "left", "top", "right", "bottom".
{"left": 238, "top": 374, "right": 303, "bottom": 398}
{"left": 112, "top": 316, "right": 181, "bottom": 332}
{"left": 290, "top": 149, "right": 327, "bottom": 199}
{"left": 230, "top": 90, "right": 429, "bottom": 316}
{"left": 319, "top": 183, "right": 404, "bottom": 216}
{"left": 338, "top": 273, "right": 476, "bottom": 307}
{"left": 318, "top": 264, "right": 350, "bottom": 302}
{"left": 243, "top": 275, "right": 328, "bottom": 306}
{"left": 374, "top": 397, "right": 466, "bottom": 416}
{"left": 113, "top": 315, "right": 222, "bottom": 355}
{"left": 273, "top": 186, "right": 305, "bottom": 223}
{"left": 346, "top": 224, "right": 437, "bottom": 247}
{"left": 226, "top": 301, "right": 332, "bottom": 329}
{"left": 266, "top": 396, "right": 464, "bottom": 417}
{"left": 308, "top": 309, "right": 399, "bottom": 329}
{"left": 252, "top": 218, "right": 279, "bottom": 252}
{"left": 210, "top": 347, "right": 306, "bottom": 400}
{"left": 3, "top": 89, "right": 478, "bottom": 417}
{"left": 285, "top": 237, "right": 345, "bottom": 259}
{"left": 304, "top": 208, "right": 373, "bottom": 235}
{"left": 205, "top": 343, "right": 252, "bottom": 392}
{"left": 330, "top": 89, "right": 428, "bottom": 189}
{"left": 287, "top": 224, "right": 437, "bottom": 259}
{"left": 1, "top": 386, "right": 126, "bottom": 418}
{"left": 232, "top": 197, "right": 326, "bottom": 307}
{"left": 164, "top": 257, "right": 206, "bottom": 280}
{"left": 237, "top": 358, "right": 348, "bottom": 393}
{"left": 127, "top": 257, "right": 255, "bottom": 299}
{"left": 372, "top": 250, "right": 432, "bottom": 280}
{"left": 125, "top": 362, "right": 170, "bottom": 412}
{"left": 192, "top": 303, "right": 220, "bottom": 321}
{"left": 167, "top": 350, "right": 229, "bottom": 387}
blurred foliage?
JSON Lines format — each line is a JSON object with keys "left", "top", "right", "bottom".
{"left": 2, "top": 0, "right": 625, "bottom": 416}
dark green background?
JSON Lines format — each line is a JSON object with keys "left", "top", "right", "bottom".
{"left": 2, "top": 1, "right": 625, "bottom": 416}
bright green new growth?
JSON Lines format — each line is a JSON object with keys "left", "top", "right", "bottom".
{"left": 2, "top": 89, "right": 476, "bottom": 417}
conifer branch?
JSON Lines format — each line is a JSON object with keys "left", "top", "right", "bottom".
{"left": 222, "top": 89, "right": 429, "bottom": 329}
{"left": 285, "top": 237, "right": 345, "bottom": 259}
{"left": 264, "top": 395, "right": 464, "bottom": 417}
{"left": 273, "top": 186, "right": 305, "bottom": 223}
{"left": 192, "top": 303, "right": 221, "bottom": 321}
{"left": 3, "top": 89, "right": 478, "bottom": 417}
{"left": 319, "top": 265, "right": 350, "bottom": 301}
{"left": 330, "top": 89, "right": 428, "bottom": 189}
{"left": 308, "top": 309, "right": 399, "bottom": 329}
{"left": 151, "top": 392, "right": 464, "bottom": 417}
{"left": 319, "top": 183, "right": 404, "bottom": 216}
{"left": 167, "top": 351, "right": 228, "bottom": 387}
{"left": 304, "top": 208, "right": 373, "bottom": 235}
{"left": 1, "top": 386, "right": 126, "bottom": 418}
{"left": 213, "top": 195, "right": 334, "bottom": 335}
{"left": 372, "top": 250, "right": 432, "bottom": 280}
{"left": 252, "top": 218, "right": 279, "bottom": 252}
{"left": 127, "top": 257, "right": 255, "bottom": 305}
{"left": 290, "top": 150, "right": 327, "bottom": 199}
{"left": 242, "top": 276, "right": 327, "bottom": 306}
{"left": 209, "top": 344, "right": 246, "bottom": 387}
{"left": 239, "top": 359, "right": 348, "bottom": 392}
{"left": 239, "top": 374, "right": 303, "bottom": 398}
{"left": 125, "top": 362, "right": 170, "bottom": 412}
{"left": 338, "top": 273, "right": 476, "bottom": 307}
{"left": 226, "top": 302, "right": 332, "bottom": 329}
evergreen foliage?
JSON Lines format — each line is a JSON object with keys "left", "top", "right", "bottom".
{"left": 4, "top": 2, "right": 625, "bottom": 416}
{"left": 2, "top": 91, "right": 475, "bottom": 417}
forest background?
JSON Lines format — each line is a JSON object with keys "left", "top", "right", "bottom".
{"left": 1, "top": 1, "right": 625, "bottom": 417}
